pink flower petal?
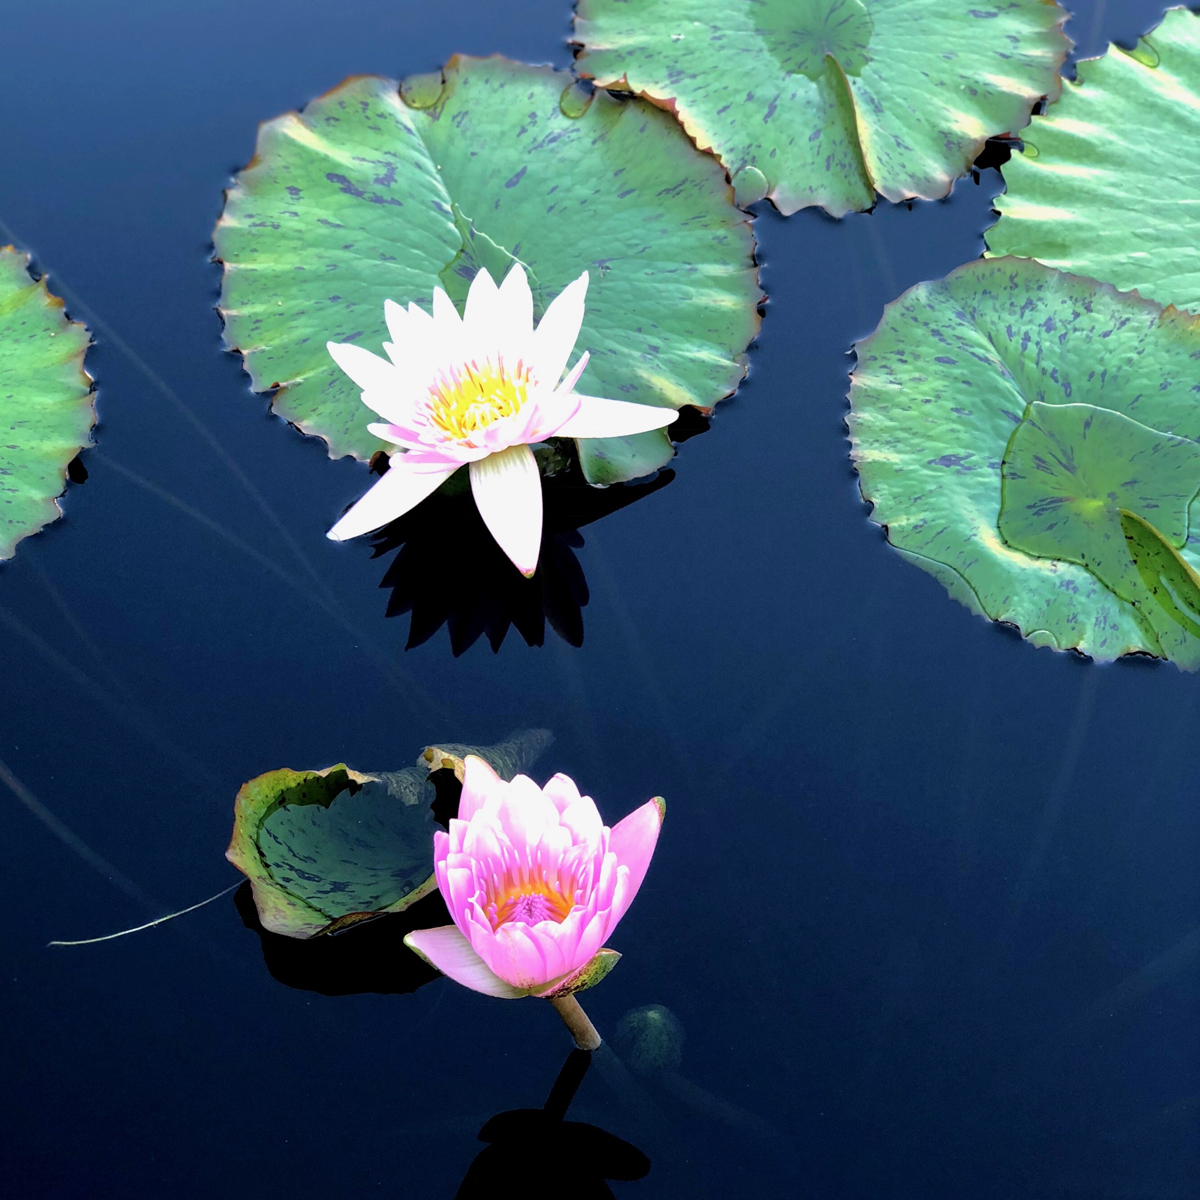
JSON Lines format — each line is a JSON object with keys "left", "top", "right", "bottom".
{"left": 365, "top": 421, "right": 428, "bottom": 450}
{"left": 486, "top": 922, "right": 558, "bottom": 989}
{"left": 491, "top": 773, "right": 560, "bottom": 847}
{"left": 607, "top": 798, "right": 664, "bottom": 926}
{"left": 443, "top": 864, "right": 476, "bottom": 924}
{"left": 404, "top": 926, "right": 529, "bottom": 998}
{"left": 542, "top": 772, "right": 583, "bottom": 815}
{"left": 400, "top": 442, "right": 490, "bottom": 466}
{"left": 555, "top": 395, "right": 679, "bottom": 440}
{"left": 459, "top": 755, "right": 503, "bottom": 822}
{"left": 326, "top": 461, "right": 457, "bottom": 541}
{"left": 469, "top": 444, "right": 543, "bottom": 577}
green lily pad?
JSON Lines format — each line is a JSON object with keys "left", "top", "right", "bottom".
{"left": 988, "top": 7, "right": 1200, "bottom": 312}
{"left": 226, "top": 729, "right": 552, "bottom": 938}
{"left": 572, "top": 0, "right": 1069, "bottom": 217}
{"left": 214, "top": 56, "right": 760, "bottom": 486}
{"left": 848, "top": 256, "right": 1200, "bottom": 665}
{"left": 998, "top": 402, "right": 1200, "bottom": 602}
{"left": 0, "top": 247, "right": 93, "bottom": 560}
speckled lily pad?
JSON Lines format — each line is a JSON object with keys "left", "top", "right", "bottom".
{"left": 989, "top": 7, "right": 1200, "bottom": 313}
{"left": 849, "top": 256, "right": 1200, "bottom": 666}
{"left": 573, "top": 0, "right": 1069, "bottom": 216}
{"left": 214, "top": 56, "right": 759, "bottom": 486}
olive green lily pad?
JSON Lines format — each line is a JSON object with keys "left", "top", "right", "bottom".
{"left": 988, "top": 7, "right": 1200, "bottom": 312}
{"left": 572, "top": 0, "right": 1069, "bottom": 217}
{"left": 848, "top": 256, "right": 1200, "bottom": 665}
{"left": 0, "top": 247, "right": 93, "bottom": 560}
{"left": 226, "top": 729, "right": 552, "bottom": 938}
{"left": 214, "top": 56, "right": 759, "bottom": 486}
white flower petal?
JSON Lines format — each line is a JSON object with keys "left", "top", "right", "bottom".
{"left": 383, "top": 301, "right": 431, "bottom": 367}
{"left": 465, "top": 266, "right": 500, "bottom": 318}
{"left": 463, "top": 268, "right": 505, "bottom": 362}
{"left": 531, "top": 272, "right": 588, "bottom": 387}
{"left": 404, "top": 925, "right": 529, "bottom": 998}
{"left": 327, "top": 460, "right": 456, "bottom": 541}
{"left": 327, "top": 341, "right": 402, "bottom": 394}
{"left": 469, "top": 444, "right": 543, "bottom": 577}
{"left": 494, "top": 264, "right": 534, "bottom": 359}
{"left": 359, "top": 387, "right": 422, "bottom": 426}
{"left": 383, "top": 298, "right": 410, "bottom": 346}
{"left": 555, "top": 395, "right": 679, "bottom": 440}
{"left": 431, "top": 286, "right": 462, "bottom": 326}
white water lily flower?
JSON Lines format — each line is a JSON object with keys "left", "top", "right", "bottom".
{"left": 325, "top": 265, "right": 678, "bottom": 576}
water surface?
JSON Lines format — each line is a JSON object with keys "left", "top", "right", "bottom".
{"left": 0, "top": 1, "right": 1195, "bottom": 1196}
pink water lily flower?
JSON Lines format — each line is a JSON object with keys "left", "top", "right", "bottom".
{"left": 325, "top": 265, "right": 678, "bottom": 577}
{"left": 405, "top": 756, "right": 664, "bottom": 999}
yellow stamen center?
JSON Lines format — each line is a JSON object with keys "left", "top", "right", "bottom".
{"left": 427, "top": 358, "right": 530, "bottom": 441}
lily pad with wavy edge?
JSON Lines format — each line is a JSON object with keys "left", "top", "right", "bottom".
{"left": 572, "top": 0, "right": 1069, "bottom": 217}
{"left": 214, "top": 56, "right": 759, "bottom": 486}
{"left": 0, "top": 248, "right": 93, "bottom": 560}
{"left": 226, "top": 729, "right": 552, "bottom": 938}
{"left": 848, "top": 257, "right": 1200, "bottom": 666}
{"left": 988, "top": 7, "right": 1200, "bottom": 312}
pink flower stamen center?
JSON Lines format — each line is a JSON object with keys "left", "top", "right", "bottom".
{"left": 426, "top": 357, "right": 531, "bottom": 440}
{"left": 488, "top": 879, "right": 575, "bottom": 930}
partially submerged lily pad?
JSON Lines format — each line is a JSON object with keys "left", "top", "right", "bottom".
{"left": 988, "top": 7, "right": 1200, "bottom": 312}
{"left": 0, "top": 248, "right": 93, "bottom": 560}
{"left": 848, "top": 257, "right": 1200, "bottom": 665}
{"left": 214, "top": 56, "right": 759, "bottom": 485}
{"left": 226, "top": 730, "right": 552, "bottom": 937}
{"left": 573, "top": 0, "right": 1069, "bottom": 217}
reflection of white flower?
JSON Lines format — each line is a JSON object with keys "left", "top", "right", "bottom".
{"left": 326, "top": 265, "right": 677, "bottom": 576}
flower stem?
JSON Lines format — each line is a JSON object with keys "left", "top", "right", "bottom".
{"left": 549, "top": 994, "right": 601, "bottom": 1050}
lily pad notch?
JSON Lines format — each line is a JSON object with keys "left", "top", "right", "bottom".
{"left": 214, "top": 55, "right": 761, "bottom": 487}
{"left": 0, "top": 247, "right": 94, "bottom": 561}
{"left": 848, "top": 255, "right": 1200, "bottom": 668}
{"left": 572, "top": 0, "right": 1071, "bottom": 217}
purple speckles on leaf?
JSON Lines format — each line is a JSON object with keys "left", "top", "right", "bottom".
{"left": 928, "top": 453, "right": 976, "bottom": 470}
{"left": 504, "top": 166, "right": 527, "bottom": 189}
{"left": 324, "top": 173, "right": 404, "bottom": 207}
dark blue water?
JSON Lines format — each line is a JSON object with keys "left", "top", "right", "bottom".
{"left": 1, "top": 2, "right": 1195, "bottom": 1196}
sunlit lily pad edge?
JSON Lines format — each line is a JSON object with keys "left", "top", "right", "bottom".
{"left": 0, "top": 246, "right": 94, "bottom": 562}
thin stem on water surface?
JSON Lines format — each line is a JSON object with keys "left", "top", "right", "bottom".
{"left": 549, "top": 994, "right": 601, "bottom": 1051}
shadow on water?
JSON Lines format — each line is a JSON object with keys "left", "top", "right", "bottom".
{"left": 366, "top": 415, "right": 711, "bottom": 654}
{"left": 234, "top": 881, "right": 450, "bottom": 996}
{"left": 233, "top": 765, "right": 472, "bottom": 996}
{"left": 368, "top": 465, "right": 677, "bottom": 655}
{"left": 457, "top": 1048, "right": 650, "bottom": 1199}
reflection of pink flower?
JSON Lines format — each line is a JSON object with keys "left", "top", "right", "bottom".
{"left": 325, "top": 265, "right": 677, "bottom": 577}
{"left": 405, "top": 756, "right": 664, "bottom": 998}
